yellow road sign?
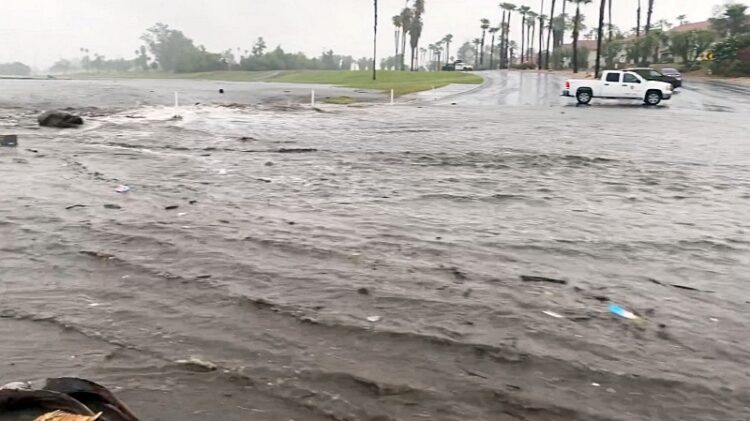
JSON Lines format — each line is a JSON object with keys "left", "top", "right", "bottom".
{"left": 705, "top": 51, "right": 715, "bottom": 61}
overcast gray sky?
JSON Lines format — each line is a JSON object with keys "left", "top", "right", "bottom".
{"left": 1, "top": 0, "right": 744, "bottom": 69}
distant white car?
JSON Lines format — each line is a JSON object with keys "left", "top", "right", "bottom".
{"left": 562, "top": 70, "right": 673, "bottom": 106}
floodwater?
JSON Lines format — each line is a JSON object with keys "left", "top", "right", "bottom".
{"left": 1, "top": 74, "right": 750, "bottom": 421}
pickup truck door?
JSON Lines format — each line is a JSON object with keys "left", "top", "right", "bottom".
{"left": 602, "top": 72, "right": 622, "bottom": 97}
{"left": 622, "top": 72, "right": 646, "bottom": 99}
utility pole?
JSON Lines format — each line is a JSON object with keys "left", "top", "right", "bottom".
{"left": 373, "top": 0, "right": 378, "bottom": 80}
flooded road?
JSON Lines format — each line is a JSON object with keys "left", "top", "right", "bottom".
{"left": 1, "top": 75, "right": 750, "bottom": 420}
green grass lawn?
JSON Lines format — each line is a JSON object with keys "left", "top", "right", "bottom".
{"left": 69, "top": 70, "right": 483, "bottom": 95}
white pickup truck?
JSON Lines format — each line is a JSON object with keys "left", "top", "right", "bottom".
{"left": 562, "top": 70, "right": 673, "bottom": 106}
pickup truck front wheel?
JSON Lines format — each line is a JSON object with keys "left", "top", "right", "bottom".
{"left": 645, "top": 91, "right": 662, "bottom": 106}
{"left": 576, "top": 90, "right": 593, "bottom": 105}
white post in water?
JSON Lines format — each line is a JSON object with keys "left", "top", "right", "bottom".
{"left": 390, "top": 89, "right": 394, "bottom": 105}
{"left": 173, "top": 91, "right": 180, "bottom": 117}
{"left": 311, "top": 90, "right": 316, "bottom": 107}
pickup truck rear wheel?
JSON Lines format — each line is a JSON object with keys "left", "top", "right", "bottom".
{"left": 645, "top": 91, "right": 662, "bottom": 106}
{"left": 576, "top": 90, "right": 592, "bottom": 105}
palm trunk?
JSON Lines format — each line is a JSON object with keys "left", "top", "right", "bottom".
{"left": 645, "top": 0, "right": 654, "bottom": 34}
{"left": 573, "top": 5, "right": 580, "bottom": 72}
{"left": 500, "top": 11, "right": 507, "bottom": 67}
{"left": 521, "top": 16, "right": 526, "bottom": 63}
{"left": 595, "top": 0, "right": 606, "bottom": 78}
{"left": 490, "top": 33, "right": 496, "bottom": 69}
{"left": 545, "top": 0, "right": 556, "bottom": 69}
{"left": 506, "top": 14, "right": 513, "bottom": 66}
{"left": 538, "top": 0, "right": 545, "bottom": 69}
{"left": 608, "top": 0, "right": 613, "bottom": 42}
{"left": 480, "top": 30, "right": 487, "bottom": 66}
{"left": 529, "top": 25, "right": 535, "bottom": 64}
{"left": 401, "top": 28, "right": 408, "bottom": 70}
{"left": 446, "top": 42, "right": 451, "bottom": 65}
{"left": 395, "top": 30, "right": 400, "bottom": 64}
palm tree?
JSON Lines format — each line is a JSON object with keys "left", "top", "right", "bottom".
{"left": 409, "top": 0, "right": 426, "bottom": 71}
{"left": 409, "top": 17, "right": 423, "bottom": 71}
{"left": 537, "top": 0, "right": 545, "bottom": 69}
{"left": 480, "top": 18, "right": 491, "bottom": 66}
{"left": 392, "top": 15, "right": 402, "bottom": 66}
{"left": 569, "top": 0, "right": 592, "bottom": 73}
{"left": 676, "top": 14, "right": 688, "bottom": 26}
{"left": 443, "top": 34, "right": 454, "bottom": 65}
{"left": 645, "top": 0, "right": 655, "bottom": 34}
{"left": 472, "top": 38, "right": 482, "bottom": 68}
{"left": 436, "top": 41, "right": 445, "bottom": 70}
{"left": 595, "top": 0, "right": 606, "bottom": 78}
{"left": 527, "top": 12, "right": 538, "bottom": 63}
{"left": 489, "top": 27, "right": 500, "bottom": 68}
{"left": 500, "top": 3, "right": 517, "bottom": 67}
{"left": 518, "top": 6, "right": 531, "bottom": 63}
{"left": 545, "top": 0, "right": 557, "bottom": 69}
{"left": 428, "top": 43, "right": 436, "bottom": 70}
{"left": 636, "top": 0, "right": 642, "bottom": 36}
{"left": 374, "top": 0, "right": 378, "bottom": 80}
{"left": 399, "top": 7, "right": 414, "bottom": 70}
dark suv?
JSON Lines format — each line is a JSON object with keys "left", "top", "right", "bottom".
{"left": 624, "top": 68, "right": 682, "bottom": 89}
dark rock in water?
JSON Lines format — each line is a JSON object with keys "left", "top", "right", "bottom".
{"left": 103, "top": 204, "right": 122, "bottom": 210}
{"left": 357, "top": 287, "right": 370, "bottom": 296}
{"left": 38, "top": 111, "right": 84, "bottom": 128}
{"left": 219, "top": 89, "right": 225, "bottom": 94}
{"left": 165, "top": 205, "right": 179, "bottom": 210}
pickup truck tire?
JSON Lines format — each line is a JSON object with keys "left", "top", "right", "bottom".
{"left": 644, "top": 90, "right": 662, "bottom": 106}
{"left": 576, "top": 89, "right": 593, "bottom": 105}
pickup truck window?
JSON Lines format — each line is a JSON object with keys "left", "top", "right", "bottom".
{"left": 623, "top": 74, "right": 641, "bottom": 83}
{"left": 606, "top": 73, "right": 620, "bottom": 83}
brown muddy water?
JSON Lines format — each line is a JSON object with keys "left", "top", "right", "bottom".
{"left": 1, "top": 79, "right": 750, "bottom": 421}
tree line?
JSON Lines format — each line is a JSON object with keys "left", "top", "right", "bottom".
{"left": 458, "top": 0, "right": 750, "bottom": 77}
{"left": 49, "top": 23, "right": 374, "bottom": 74}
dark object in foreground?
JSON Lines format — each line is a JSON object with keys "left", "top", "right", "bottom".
{"left": 520, "top": 275, "right": 568, "bottom": 285}
{"left": 0, "top": 378, "right": 138, "bottom": 421}
{"left": 38, "top": 111, "right": 84, "bottom": 128}
{"left": 1, "top": 135, "right": 18, "bottom": 147}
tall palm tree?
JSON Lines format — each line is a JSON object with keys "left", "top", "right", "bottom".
{"left": 443, "top": 34, "right": 454, "bottom": 65}
{"left": 409, "top": 17, "right": 423, "bottom": 71}
{"left": 595, "top": 0, "right": 606, "bottom": 78}
{"left": 636, "top": 0, "right": 642, "bottom": 36}
{"left": 545, "top": 0, "right": 557, "bottom": 69}
{"left": 500, "top": 3, "right": 517, "bottom": 67}
{"left": 538, "top": 14, "right": 547, "bottom": 69}
{"left": 427, "top": 44, "right": 437, "bottom": 71}
{"left": 374, "top": 0, "right": 378, "bottom": 80}
{"left": 489, "top": 27, "right": 500, "bottom": 68}
{"left": 472, "top": 38, "right": 482, "bottom": 68}
{"left": 537, "top": 0, "right": 545, "bottom": 69}
{"left": 499, "top": 6, "right": 508, "bottom": 68}
{"left": 569, "top": 0, "right": 592, "bottom": 73}
{"left": 392, "top": 15, "right": 402, "bottom": 66}
{"left": 436, "top": 41, "right": 445, "bottom": 70}
{"left": 399, "top": 7, "right": 414, "bottom": 70}
{"left": 409, "top": 0, "right": 426, "bottom": 71}
{"left": 645, "top": 0, "right": 655, "bottom": 34}
{"left": 518, "top": 6, "right": 531, "bottom": 63}
{"left": 480, "top": 18, "right": 491, "bottom": 66}
{"left": 527, "top": 12, "right": 538, "bottom": 63}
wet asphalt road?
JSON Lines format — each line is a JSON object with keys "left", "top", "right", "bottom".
{"left": 1, "top": 74, "right": 750, "bottom": 421}
{"left": 440, "top": 70, "right": 750, "bottom": 113}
